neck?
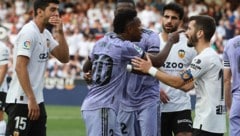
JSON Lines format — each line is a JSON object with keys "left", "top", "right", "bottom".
{"left": 161, "top": 31, "right": 169, "bottom": 42}
{"left": 118, "top": 33, "right": 131, "bottom": 41}
{"left": 195, "top": 39, "right": 210, "bottom": 54}
{"left": 34, "top": 18, "right": 45, "bottom": 33}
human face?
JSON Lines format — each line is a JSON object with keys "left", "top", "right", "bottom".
{"left": 185, "top": 20, "right": 198, "bottom": 47}
{"left": 127, "top": 17, "right": 142, "bottom": 42}
{"left": 42, "top": 3, "right": 59, "bottom": 26}
{"left": 162, "top": 10, "right": 181, "bottom": 33}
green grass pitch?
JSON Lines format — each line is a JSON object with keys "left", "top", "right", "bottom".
{"left": 45, "top": 105, "right": 229, "bottom": 136}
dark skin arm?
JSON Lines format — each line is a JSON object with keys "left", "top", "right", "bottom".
{"left": 149, "top": 29, "right": 184, "bottom": 67}
{"left": 131, "top": 30, "right": 184, "bottom": 74}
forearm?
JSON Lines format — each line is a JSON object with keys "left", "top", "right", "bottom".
{"left": 153, "top": 67, "right": 185, "bottom": 88}
{"left": 83, "top": 59, "right": 92, "bottom": 73}
{"left": 224, "top": 80, "right": 232, "bottom": 110}
{"left": 180, "top": 82, "right": 194, "bottom": 92}
{"left": 224, "top": 68, "right": 232, "bottom": 111}
{"left": 16, "top": 66, "right": 35, "bottom": 100}
{"left": 0, "top": 64, "right": 8, "bottom": 86}
{"left": 55, "top": 30, "right": 69, "bottom": 63}
{"left": 150, "top": 41, "right": 174, "bottom": 67}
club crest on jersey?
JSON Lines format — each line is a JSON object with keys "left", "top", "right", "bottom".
{"left": 178, "top": 49, "right": 185, "bottom": 59}
{"left": 23, "top": 41, "right": 31, "bottom": 49}
{"left": 133, "top": 44, "right": 143, "bottom": 55}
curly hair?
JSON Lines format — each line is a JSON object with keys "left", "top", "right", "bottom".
{"left": 113, "top": 8, "right": 137, "bottom": 34}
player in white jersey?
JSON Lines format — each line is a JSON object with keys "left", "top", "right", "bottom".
{"left": 159, "top": 3, "right": 196, "bottom": 136}
{"left": 5, "top": 0, "right": 69, "bottom": 136}
{"left": 0, "top": 26, "right": 10, "bottom": 136}
{"left": 132, "top": 15, "right": 226, "bottom": 136}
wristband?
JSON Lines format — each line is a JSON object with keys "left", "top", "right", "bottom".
{"left": 126, "top": 64, "right": 132, "bottom": 72}
{"left": 148, "top": 66, "right": 158, "bottom": 77}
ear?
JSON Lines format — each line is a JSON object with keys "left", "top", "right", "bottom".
{"left": 37, "top": 8, "right": 43, "bottom": 16}
{"left": 197, "top": 30, "right": 203, "bottom": 38}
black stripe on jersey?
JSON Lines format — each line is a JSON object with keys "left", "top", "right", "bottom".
{"left": 223, "top": 61, "right": 230, "bottom": 67}
{"left": 101, "top": 108, "right": 108, "bottom": 136}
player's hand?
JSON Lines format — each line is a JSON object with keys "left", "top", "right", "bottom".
{"left": 28, "top": 97, "right": 40, "bottom": 120}
{"left": 160, "top": 90, "right": 170, "bottom": 103}
{"left": 49, "top": 15, "right": 63, "bottom": 33}
{"left": 132, "top": 53, "right": 152, "bottom": 73}
{"left": 84, "top": 71, "right": 92, "bottom": 84}
{"left": 168, "top": 29, "right": 185, "bottom": 44}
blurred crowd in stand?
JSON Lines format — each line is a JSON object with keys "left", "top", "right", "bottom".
{"left": 0, "top": 0, "right": 240, "bottom": 80}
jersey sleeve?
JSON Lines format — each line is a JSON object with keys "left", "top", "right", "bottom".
{"left": 142, "top": 29, "right": 160, "bottom": 53}
{"left": 122, "top": 41, "right": 144, "bottom": 61}
{"left": 186, "top": 56, "right": 210, "bottom": 79}
{"left": 16, "top": 30, "right": 35, "bottom": 58}
{"left": 223, "top": 41, "right": 230, "bottom": 68}
{"left": 0, "top": 44, "right": 9, "bottom": 65}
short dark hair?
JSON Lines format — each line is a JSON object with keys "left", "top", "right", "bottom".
{"left": 189, "top": 15, "right": 216, "bottom": 41}
{"left": 117, "top": 0, "right": 135, "bottom": 7}
{"left": 113, "top": 8, "right": 137, "bottom": 34}
{"left": 162, "top": 3, "right": 184, "bottom": 20}
{"left": 34, "top": 0, "right": 59, "bottom": 16}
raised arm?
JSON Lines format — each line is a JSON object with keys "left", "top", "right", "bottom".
{"left": 149, "top": 30, "right": 185, "bottom": 67}
{"left": 50, "top": 16, "right": 69, "bottom": 63}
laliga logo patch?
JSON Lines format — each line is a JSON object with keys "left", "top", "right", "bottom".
{"left": 23, "top": 41, "right": 31, "bottom": 49}
{"left": 133, "top": 44, "right": 143, "bottom": 55}
{"left": 178, "top": 49, "right": 185, "bottom": 59}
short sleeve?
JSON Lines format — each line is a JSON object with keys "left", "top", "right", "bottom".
{"left": 187, "top": 56, "right": 210, "bottom": 79}
{"left": 223, "top": 41, "right": 230, "bottom": 68}
{"left": 0, "top": 44, "right": 9, "bottom": 65}
{"left": 16, "top": 31, "right": 35, "bottom": 58}
{"left": 142, "top": 29, "right": 160, "bottom": 53}
{"left": 122, "top": 41, "right": 144, "bottom": 61}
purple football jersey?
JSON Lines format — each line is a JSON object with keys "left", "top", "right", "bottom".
{"left": 121, "top": 29, "right": 160, "bottom": 111}
{"left": 81, "top": 33, "right": 144, "bottom": 111}
{"left": 223, "top": 35, "right": 240, "bottom": 93}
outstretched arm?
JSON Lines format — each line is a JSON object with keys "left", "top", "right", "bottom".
{"left": 132, "top": 54, "right": 193, "bottom": 91}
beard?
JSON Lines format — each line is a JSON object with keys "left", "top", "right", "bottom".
{"left": 162, "top": 24, "right": 178, "bottom": 33}
{"left": 187, "top": 34, "right": 198, "bottom": 48}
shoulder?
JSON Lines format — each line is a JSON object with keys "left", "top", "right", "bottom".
{"left": 141, "top": 28, "right": 156, "bottom": 35}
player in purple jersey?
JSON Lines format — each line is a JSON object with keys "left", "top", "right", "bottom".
{"left": 81, "top": 6, "right": 183, "bottom": 136}
{"left": 81, "top": 8, "right": 144, "bottom": 136}
{"left": 223, "top": 35, "right": 240, "bottom": 136}
{"left": 115, "top": 1, "right": 172, "bottom": 136}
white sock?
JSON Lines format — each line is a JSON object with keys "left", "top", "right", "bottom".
{"left": 0, "top": 120, "right": 6, "bottom": 136}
